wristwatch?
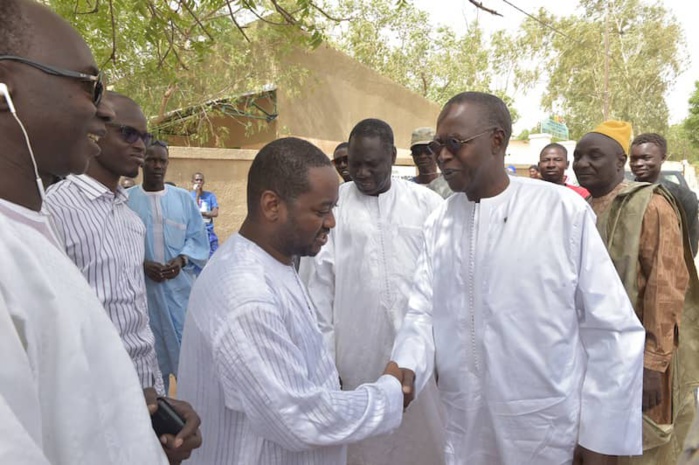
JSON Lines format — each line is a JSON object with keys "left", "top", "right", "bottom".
{"left": 179, "top": 255, "right": 188, "bottom": 267}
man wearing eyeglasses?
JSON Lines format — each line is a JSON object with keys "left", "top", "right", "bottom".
{"left": 128, "top": 141, "right": 209, "bottom": 394}
{"left": 44, "top": 91, "right": 202, "bottom": 462}
{"left": 0, "top": 1, "right": 193, "bottom": 464}
{"left": 301, "top": 118, "right": 444, "bottom": 465}
{"left": 389, "top": 92, "right": 645, "bottom": 464}
{"left": 45, "top": 91, "right": 164, "bottom": 393}
{"left": 331, "top": 142, "right": 351, "bottom": 182}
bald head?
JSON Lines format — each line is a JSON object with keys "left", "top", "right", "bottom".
{"left": 0, "top": 0, "right": 29, "bottom": 56}
{"left": 0, "top": 0, "right": 113, "bottom": 211}
{"left": 439, "top": 92, "right": 513, "bottom": 146}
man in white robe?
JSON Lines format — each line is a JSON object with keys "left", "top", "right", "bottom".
{"left": 1, "top": 200, "right": 169, "bottom": 465}
{"left": 301, "top": 118, "right": 445, "bottom": 465}
{"left": 390, "top": 92, "right": 646, "bottom": 464}
{"left": 0, "top": 1, "right": 176, "bottom": 462}
{"left": 128, "top": 141, "right": 209, "bottom": 391}
{"left": 178, "top": 137, "right": 404, "bottom": 465}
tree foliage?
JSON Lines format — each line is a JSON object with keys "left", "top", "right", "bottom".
{"left": 684, "top": 81, "right": 699, "bottom": 149}
{"left": 43, "top": 0, "right": 336, "bottom": 123}
{"left": 666, "top": 122, "right": 699, "bottom": 164}
{"left": 324, "top": 0, "right": 538, "bottom": 117}
{"left": 520, "top": 0, "right": 685, "bottom": 139}
{"left": 44, "top": 0, "right": 687, "bottom": 144}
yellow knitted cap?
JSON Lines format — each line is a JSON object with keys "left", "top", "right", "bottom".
{"left": 590, "top": 120, "right": 632, "bottom": 155}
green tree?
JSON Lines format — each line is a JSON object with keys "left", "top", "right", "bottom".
{"left": 684, "top": 81, "right": 699, "bottom": 149}
{"left": 666, "top": 123, "right": 699, "bottom": 164}
{"left": 44, "top": 0, "right": 336, "bottom": 125}
{"left": 522, "top": 0, "right": 685, "bottom": 139}
{"left": 324, "top": 0, "right": 536, "bottom": 116}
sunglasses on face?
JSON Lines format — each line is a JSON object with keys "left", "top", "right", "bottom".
{"left": 0, "top": 55, "right": 104, "bottom": 106}
{"left": 428, "top": 128, "right": 496, "bottom": 156}
{"left": 411, "top": 146, "right": 432, "bottom": 157}
{"left": 107, "top": 123, "right": 153, "bottom": 146}
{"left": 333, "top": 156, "right": 348, "bottom": 166}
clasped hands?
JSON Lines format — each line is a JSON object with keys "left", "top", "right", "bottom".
{"left": 144, "top": 256, "right": 185, "bottom": 283}
{"left": 383, "top": 361, "right": 415, "bottom": 409}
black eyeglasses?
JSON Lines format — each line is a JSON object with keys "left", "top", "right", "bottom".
{"left": 0, "top": 55, "right": 104, "bottom": 105}
{"left": 428, "top": 128, "right": 496, "bottom": 156}
{"left": 107, "top": 123, "right": 153, "bottom": 146}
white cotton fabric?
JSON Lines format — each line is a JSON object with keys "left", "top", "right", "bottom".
{"left": 392, "top": 176, "right": 646, "bottom": 465}
{"left": 301, "top": 178, "right": 445, "bottom": 465}
{"left": 0, "top": 198, "right": 167, "bottom": 465}
{"left": 178, "top": 234, "right": 404, "bottom": 465}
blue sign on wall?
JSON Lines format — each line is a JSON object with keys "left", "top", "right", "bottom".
{"left": 541, "top": 119, "right": 569, "bottom": 140}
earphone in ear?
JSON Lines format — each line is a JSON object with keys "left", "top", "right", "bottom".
{"left": 0, "top": 81, "right": 45, "bottom": 203}
{"left": 0, "top": 83, "right": 16, "bottom": 114}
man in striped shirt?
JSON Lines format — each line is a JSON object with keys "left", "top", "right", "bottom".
{"left": 44, "top": 91, "right": 203, "bottom": 462}
{"left": 178, "top": 137, "right": 405, "bottom": 465}
{"left": 45, "top": 92, "right": 164, "bottom": 394}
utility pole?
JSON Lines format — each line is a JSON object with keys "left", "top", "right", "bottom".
{"left": 603, "top": 0, "right": 610, "bottom": 119}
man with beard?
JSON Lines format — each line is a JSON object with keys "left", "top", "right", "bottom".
{"left": 301, "top": 118, "right": 445, "bottom": 465}
{"left": 177, "top": 137, "right": 404, "bottom": 465}
{"left": 574, "top": 121, "right": 698, "bottom": 465}
{"left": 390, "top": 93, "right": 645, "bottom": 464}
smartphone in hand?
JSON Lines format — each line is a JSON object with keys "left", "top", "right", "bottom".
{"left": 151, "top": 397, "right": 185, "bottom": 436}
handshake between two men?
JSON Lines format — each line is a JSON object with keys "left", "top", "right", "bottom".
{"left": 383, "top": 361, "right": 415, "bottom": 410}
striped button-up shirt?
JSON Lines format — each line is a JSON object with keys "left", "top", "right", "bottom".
{"left": 178, "top": 234, "right": 403, "bottom": 465}
{"left": 44, "top": 174, "right": 164, "bottom": 394}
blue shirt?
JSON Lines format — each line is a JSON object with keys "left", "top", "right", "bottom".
{"left": 190, "top": 190, "right": 218, "bottom": 232}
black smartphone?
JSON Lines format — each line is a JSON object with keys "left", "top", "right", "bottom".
{"left": 151, "top": 397, "right": 186, "bottom": 437}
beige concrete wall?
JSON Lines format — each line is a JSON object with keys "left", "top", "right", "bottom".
{"left": 166, "top": 147, "right": 256, "bottom": 243}
{"left": 277, "top": 44, "right": 441, "bottom": 150}
{"left": 164, "top": 145, "right": 417, "bottom": 245}
{"left": 158, "top": 41, "right": 441, "bottom": 156}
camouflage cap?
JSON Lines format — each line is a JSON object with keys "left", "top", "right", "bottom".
{"left": 410, "top": 127, "right": 435, "bottom": 149}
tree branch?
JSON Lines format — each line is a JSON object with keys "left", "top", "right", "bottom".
{"left": 225, "top": 1, "right": 250, "bottom": 42}
{"left": 105, "top": 0, "right": 117, "bottom": 65}
{"left": 177, "top": 0, "right": 215, "bottom": 41}
{"left": 75, "top": 0, "right": 99, "bottom": 15}
{"left": 468, "top": 0, "right": 502, "bottom": 17}
{"left": 269, "top": 0, "right": 299, "bottom": 25}
{"left": 245, "top": 7, "right": 291, "bottom": 26}
{"left": 155, "top": 83, "right": 178, "bottom": 122}
{"left": 309, "top": 2, "right": 351, "bottom": 22}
